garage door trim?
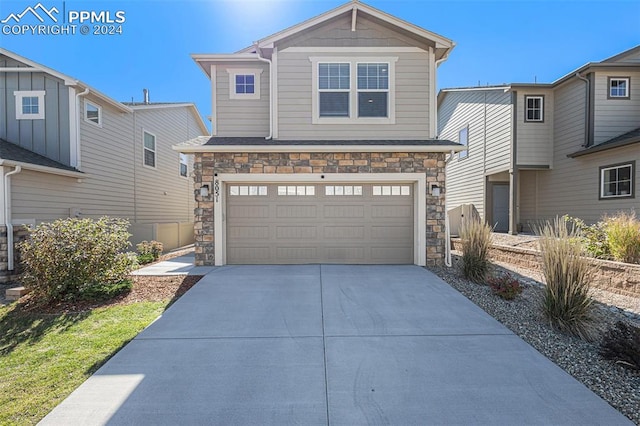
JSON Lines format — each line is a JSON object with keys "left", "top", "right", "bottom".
{"left": 213, "top": 173, "right": 427, "bottom": 266}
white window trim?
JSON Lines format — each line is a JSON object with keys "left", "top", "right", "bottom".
{"left": 14, "top": 90, "right": 45, "bottom": 120}
{"left": 214, "top": 173, "right": 426, "bottom": 266}
{"left": 458, "top": 125, "right": 469, "bottom": 160}
{"left": 600, "top": 163, "right": 633, "bottom": 199}
{"left": 227, "top": 68, "right": 263, "bottom": 100}
{"left": 608, "top": 77, "right": 630, "bottom": 99}
{"left": 179, "top": 153, "right": 188, "bottom": 178}
{"left": 310, "top": 56, "right": 397, "bottom": 125}
{"left": 524, "top": 95, "right": 544, "bottom": 122}
{"left": 83, "top": 99, "right": 102, "bottom": 127}
{"left": 142, "top": 129, "right": 157, "bottom": 169}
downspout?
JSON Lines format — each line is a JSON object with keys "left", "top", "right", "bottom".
{"left": 444, "top": 149, "right": 455, "bottom": 267}
{"left": 254, "top": 44, "right": 273, "bottom": 140}
{"left": 75, "top": 88, "right": 90, "bottom": 169}
{"left": 4, "top": 166, "right": 22, "bottom": 271}
{"left": 575, "top": 72, "right": 590, "bottom": 147}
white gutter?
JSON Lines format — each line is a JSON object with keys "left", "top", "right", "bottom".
{"left": 254, "top": 44, "right": 273, "bottom": 140}
{"left": 75, "top": 88, "right": 90, "bottom": 169}
{"left": 4, "top": 166, "right": 22, "bottom": 271}
{"left": 444, "top": 150, "right": 455, "bottom": 267}
{"left": 575, "top": 72, "right": 590, "bottom": 147}
{"left": 0, "top": 159, "right": 85, "bottom": 179}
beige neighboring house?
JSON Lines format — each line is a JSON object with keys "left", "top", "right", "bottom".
{"left": 439, "top": 45, "right": 640, "bottom": 234}
{"left": 175, "top": 0, "right": 463, "bottom": 267}
{"left": 0, "top": 48, "right": 208, "bottom": 281}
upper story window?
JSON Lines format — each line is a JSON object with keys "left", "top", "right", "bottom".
{"left": 357, "top": 63, "right": 389, "bottom": 118}
{"left": 227, "top": 69, "right": 262, "bottom": 100}
{"left": 319, "top": 63, "right": 350, "bottom": 117}
{"left": 608, "top": 77, "right": 630, "bottom": 99}
{"left": 311, "top": 56, "right": 397, "bottom": 125}
{"left": 458, "top": 126, "right": 469, "bottom": 159}
{"left": 600, "top": 162, "right": 634, "bottom": 199}
{"left": 84, "top": 100, "right": 102, "bottom": 127}
{"left": 143, "top": 130, "right": 156, "bottom": 168}
{"left": 14, "top": 90, "right": 45, "bottom": 120}
{"left": 179, "top": 153, "right": 188, "bottom": 177}
{"left": 525, "top": 95, "right": 544, "bottom": 122}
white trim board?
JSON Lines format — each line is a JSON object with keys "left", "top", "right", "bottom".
{"left": 213, "top": 172, "right": 427, "bottom": 266}
{"left": 176, "top": 144, "right": 463, "bottom": 153}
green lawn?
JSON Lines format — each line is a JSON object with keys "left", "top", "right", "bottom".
{"left": 0, "top": 301, "right": 167, "bottom": 425}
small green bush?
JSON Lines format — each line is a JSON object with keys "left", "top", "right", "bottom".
{"left": 19, "top": 217, "right": 136, "bottom": 303}
{"left": 459, "top": 219, "right": 493, "bottom": 283}
{"left": 136, "top": 240, "right": 164, "bottom": 264}
{"left": 600, "top": 321, "right": 640, "bottom": 371}
{"left": 537, "top": 217, "right": 594, "bottom": 341}
{"left": 564, "top": 216, "right": 610, "bottom": 259}
{"left": 603, "top": 211, "right": 640, "bottom": 264}
{"left": 487, "top": 273, "right": 523, "bottom": 300}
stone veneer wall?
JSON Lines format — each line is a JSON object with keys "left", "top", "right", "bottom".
{"left": 193, "top": 152, "right": 447, "bottom": 267}
{"left": 0, "top": 225, "right": 30, "bottom": 283}
{"left": 451, "top": 239, "right": 640, "bottom": 297}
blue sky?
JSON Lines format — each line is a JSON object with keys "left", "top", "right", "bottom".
{"left": 1, "top": 0, "right": 639, "bottom": 132}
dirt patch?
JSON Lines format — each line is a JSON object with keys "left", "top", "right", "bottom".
{"left": 16, "top": 275, "right": 202, "bottom": 315}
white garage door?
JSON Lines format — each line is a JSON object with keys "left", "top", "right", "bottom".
{"left": 225, "top": 183, "right": 414, "bottom": 264}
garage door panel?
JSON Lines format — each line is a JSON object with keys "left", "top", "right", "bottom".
{"left": 227, "top": 183, "right": 414, "bottom": 264}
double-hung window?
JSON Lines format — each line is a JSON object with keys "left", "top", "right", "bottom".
{"left": 143, "top": 130, "right": 156, "bottom": 168}
{"left": 318, "top": 63, "right": 350, "bottom": 117}
{"left": 525, "top": 95, "right": 544, "bottom": 122}
{"left": 458, "top": 126, "right": 469, "bottom": 159}
{"left": 600, "top": 162, "right": 634, "bottom": 199}
{"left": 608, "top": 77, "right": 630, "bottom": 99}
{"left": 179, "top": 153, "right": 188, "bottom": 177}
{"left": 312, "top": 57, "right": 397, "bottom": 124}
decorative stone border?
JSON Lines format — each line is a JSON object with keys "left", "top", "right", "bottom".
{"left": 451, "top": 238, "right": 640, "bottom": 297}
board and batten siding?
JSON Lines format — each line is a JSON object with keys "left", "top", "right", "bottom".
{"left": 215, "top": 62, "right": 269, "bottom": 137}
{"left": 439, "top": 89, "right": 512, "bottom": 221}
{"left": 0, "top": 55, "right": 71, "bottom": 165}
{"left": 277, "top": 49, "right": 430, "bottom": 140}
{"left": 515, "top": 90, "right": 553, "bottom": 167}
{"left": 592, "top": 70, "right": 640, "bottom": 145}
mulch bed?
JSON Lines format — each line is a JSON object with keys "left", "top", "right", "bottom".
{"left": 17, "top": 275, "right": 203, "bottom": 315}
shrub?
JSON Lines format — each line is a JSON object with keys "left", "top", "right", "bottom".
{"left": 564, "top": 216, "right": 610, "bottom": 259}
{"left": 137, "top": 240, "right": 164, "bottom": 264}
{"left": 600, "top": 321, "right": 640, "bottom": 371}
{"left": 459, "top": 219, "right": 493, "bottom": 283}
{"left": 487, "top": 273, "right": 523, "bottom": 300}
{"left": 603, "top": 211, "right": 640, "bottom": 264}
{"left": 537, "top": 217, "right": 594, "bottom": 340}
{"left": 19, "top": 217, "right": 136, "bottom": 303}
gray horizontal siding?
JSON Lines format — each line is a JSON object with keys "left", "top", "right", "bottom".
{"left": 515, "top": 90, "right": 553, "bottom": 167}
{"left": 593, "top": 71, "right": 640, "bottom": 145}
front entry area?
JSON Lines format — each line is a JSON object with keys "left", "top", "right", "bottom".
{"left": 225, "top": 183, "right": 414, "bottom": 264}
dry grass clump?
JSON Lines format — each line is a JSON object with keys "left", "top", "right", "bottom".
{"left": 459, "top": 219, "right": 493, "bottom": 283}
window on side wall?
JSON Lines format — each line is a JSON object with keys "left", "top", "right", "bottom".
{"left": 228, "top": 69, "right": 262, "bottom": 100}
{"left": 14, "top": 90, "right": 45, "bottom": 120}
{"left": 600, "top": 162, "right": 634, "bottom": 199}
{"left": 608, "top": 77, "right": 630, "bottom": 99}
{"left": 179, "top": 153, "right": 188, "bottom": 177}
{"left": 525, "top": 95, "right": 544, "bottom": 122}
{"left": 84, "top": 100, "right": 102, "bottom": 127}
{"left": 143, "top": 131, "right": 156, "bottom": 168}
{"left": 458, "top": 126, "right": 469, "bottom": 159}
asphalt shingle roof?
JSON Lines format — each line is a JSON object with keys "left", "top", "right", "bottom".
{"left": 568, "top": 127, "right": 640, "bottom": 158}
{"left": 0, "top": 138, "right": 79, "bottom": 172}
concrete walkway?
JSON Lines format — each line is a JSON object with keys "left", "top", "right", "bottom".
{"left": 131, "top": 254, "right": 215, "bottom": 276}
{"left": 40, "top": 265, "right": 631, "bottom": 425}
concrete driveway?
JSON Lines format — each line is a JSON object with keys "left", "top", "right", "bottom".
{"left": 41, "top": 265, "right": 631, "bottom": 425}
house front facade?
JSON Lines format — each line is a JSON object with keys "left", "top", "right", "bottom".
{"left": 176, "top": 1, "right": 461, "bottom": 267}
{"left": 0, "top": 48, "right": 208, "bottom": 281}
{"left": 439, "top": 45, "right": 640, "bottom": 234}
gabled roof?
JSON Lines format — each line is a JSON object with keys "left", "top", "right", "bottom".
{"left": 0, "top": 138, "right": 84, "bottom": 177}
{"left": 0, "top": 48, "right": 132, "bottom": 113}
{"left": 173, "top": 136, "right": 463, "bottom": 153}
{"left": 568, "top": 127, "right": 640, "bottom": 158}
{"left": 123, "top": 102, "right": 210, "bottom": 135}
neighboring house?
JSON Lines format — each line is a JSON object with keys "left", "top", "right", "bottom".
{"left": 175, "top": 0, "right": 462, "bottom": 267}
{"left": 439, "top": 45, "right": 640, "bottom": 234}
{"left": 0, "top": 48, "right": 208, "bottom": 281}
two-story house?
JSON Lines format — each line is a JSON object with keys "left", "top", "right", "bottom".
{"left": 0, "top": 48, "right": 208, "bottom": 281}
{"left": 439, "top": 45, "right": 640, "bottom": 234}
{"left": 175, "top": 0, "right": 462, "bottom": 267}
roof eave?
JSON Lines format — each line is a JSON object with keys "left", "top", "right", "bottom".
{"left": 173, "top": 144, "right": 464, "bottom": 154}
{"left": 0, "top": 159, "right": 86, "bottom": 178}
